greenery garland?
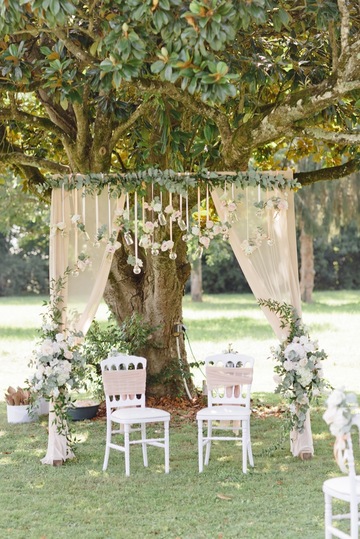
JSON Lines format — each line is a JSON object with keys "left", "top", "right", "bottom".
{"left": 42, "top": 167, "right": 300, "bottom": 197}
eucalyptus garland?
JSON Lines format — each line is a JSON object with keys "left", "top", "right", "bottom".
{"left": 43, "top": 167, "right": 300, "bottom": 197}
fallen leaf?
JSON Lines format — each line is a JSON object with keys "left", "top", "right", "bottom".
{"left": 216, "top": 493, "right": 233, "bottom": 501}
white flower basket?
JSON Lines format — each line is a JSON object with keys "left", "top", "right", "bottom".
{"left": 6, "top": 404, "right": 37, "bottom": 424}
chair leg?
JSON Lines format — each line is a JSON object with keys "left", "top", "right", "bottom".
{"left": 247, "top": 420, "right": 254, "bottom": 467}
{"left": 198, "top": 419, "right": 204, "bottom": 473}
{"left": 324, "top": 493, "right": 332, "bottom": 539}
{"left": 164, "top": 420, "right": 170, "bottom": 474}
{"left": 102, "top": 419, "right": 112, "bottom": 471}
{"left": 204, "top": 421, "right": 212, "bottom": 466}
{"left": 242, "top": 421, "right": 248, "bottom": 473}
{"left": 124, "top": 424, "right": 131, "bottom": 477}
{"left": 350, "top": 498, "right": 358, "bottom": 539}
{"left": 141, "top": 423, "right": 148, "bottom": 468}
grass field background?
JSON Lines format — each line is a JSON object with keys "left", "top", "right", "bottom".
{"left": 1, "top": 290, "right": 359, "bottom": 399}
{"left": 1, "top": 291, "right": 360, "bottom": 538}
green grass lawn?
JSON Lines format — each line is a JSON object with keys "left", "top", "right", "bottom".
{"left": 0, "top": 291, "right": 359, "bottom": 538}
{"left": 0, "top": 396, "right": 358, "bottom": 539}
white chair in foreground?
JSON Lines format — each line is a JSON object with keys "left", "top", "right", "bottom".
{"left": 323, "top": 416, "right": 360, "bottom": 539}
{"left": 196, "top": 353, "right": 255, "bottom": 474}
{"left": 101, "top": 354, "right": 170, "bottom": 476}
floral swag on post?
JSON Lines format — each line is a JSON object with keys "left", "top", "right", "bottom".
{"left": 258, "top": 299, "right": 329, "bottom": 433}
{"left": 323, "top": 388, "right": 359, "bottom": 438}
{"left": 27, "top": 271, "right": 86, "bottom": 444}
{"left": 323, "top": 388, "right": 360, "bottom": 473}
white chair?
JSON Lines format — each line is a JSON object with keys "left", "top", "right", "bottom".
{"left": 323, "top": 416, "right": 360, "bottom": 539}
{"left": 196, "top": 353, "right": 255, "bottom": 474}
{"left": 101, "top": 354, "right": 170, "bottom": 476}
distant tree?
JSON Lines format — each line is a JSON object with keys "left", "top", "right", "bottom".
{"left": 0, "top": 172, "right": 49, "bottom": 295}
{"left": 295, "top": 169, "right": 359, "bottom": 302}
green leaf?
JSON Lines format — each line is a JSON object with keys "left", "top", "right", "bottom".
{"left": 216, "top": 61, "right": 228, "bottom": 76}
{"left": 150, "top": 60, "right": 165, "bottom": 74}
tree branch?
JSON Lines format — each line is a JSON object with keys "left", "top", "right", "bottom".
{"left": 52, "top": 28, "right": 96, "bottom": 66}
{"left": 109, "top": 98, "right": 155, "bottom": 149}
{"left": 72, "top": 85, "right": 91, "bottom": 162}
{"left": 304, "top": 128, "right": 360, "bottom": 145}
{"left": 0, "top": 152, "right": 70, "bottom": 174}
{"left": 0, "top": 106, "right": 69, "bottom": 141}
{"left": 337, "top": 0, "right": 350, "bottom": 54}
{"left": 295, "top": 159, "right": 360, "bottom": 185}
{"left": 137, "top": 79, "right": 233, "bottom": 145}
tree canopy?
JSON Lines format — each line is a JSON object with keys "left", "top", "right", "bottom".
{"left": 0, "top": 0, "right": 359, "bottom": 185}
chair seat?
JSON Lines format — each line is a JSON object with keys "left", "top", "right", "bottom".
{"left": 323, "top": 476, "right": 360, "bottom": 502}
{"left": 111, "top": 406, "right": 170, "bottom": 424}
{"left": 197, "top": 405, "right": 250, "bottom": 422}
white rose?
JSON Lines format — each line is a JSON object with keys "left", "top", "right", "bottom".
{"left": 326, "top": 389, "right": 345, "bottom": 408}
{"left": 299, "top": 357, "right": 308, "bottom": 368}
{"left": 41, "top": 339, "right": 55, "bottom": 356}
{"left": 284, "top": 342, "right": 306, "bottom": 360}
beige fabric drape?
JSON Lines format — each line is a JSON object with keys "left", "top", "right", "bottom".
{"left": 212, "top": 175, "right": 314, "bottom": 457}
{"left": 41, "top": 187, "right": 125, "bottom": 465}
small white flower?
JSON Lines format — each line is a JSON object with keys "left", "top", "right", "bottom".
{"left": 199, "top": 236, "right": 210, "bottom": 249}
{"left": 143, "top": 221, "right": 155, "bottom": 234}
{"left": 299, "top": 357, "right": 308, "bottom": 368}
{"left": 283, "top": 359, "right": 297, "bottom": 371}
{"left": 161, "top": 240, "right": 174, "bottom": 252}
{"left": 164, "top": 204, "right": 174, "bottom": 214}
{"left": 153, "top": 202, "right": 162, "bottom": 212}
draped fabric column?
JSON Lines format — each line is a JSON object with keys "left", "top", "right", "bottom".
{"left": 212, "top": 175, "right": 314, "bottom": 457}
{"left": 41, "top": 187, "right": 125, "bottom": 465}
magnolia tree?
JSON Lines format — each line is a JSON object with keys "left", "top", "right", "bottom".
{"left": 0, "top": 0, "right": 360, "bottom": 396}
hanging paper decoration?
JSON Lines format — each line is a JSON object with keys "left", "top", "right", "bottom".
{"left": 50, "top": 173, "right": 292, "bottom": 273}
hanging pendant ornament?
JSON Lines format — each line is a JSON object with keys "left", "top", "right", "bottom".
{"left": 123, "top": 193, "right": 133, "bottom": 245}
{"left": 151, "top": 244, "right": 160, "bottom": 256}
{"left": 124, "top": 231, "right": 134, "bottom": 246}
{"left": 195, "top": 245, "right": 203, "bottom": 259}
{"left": 158, "top": 191, "right": 166, "bottom": 225}
{"left": 206, "top": 184, "right": 210, "bottom": 226}
{"left": 133, "top": 191, "right": 141, "bottom": 274}
{"left": 177, "top": 194, "right": 187, "bottom": 231}
{"left": 168, "top": 192, "right": 177, "bottom": 260}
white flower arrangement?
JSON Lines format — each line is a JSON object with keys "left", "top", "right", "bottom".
{"left": 258, "top": 299, "right": 329, "bottom": 433}
{"left": 27, "top": 273, "right": 86, "bottom": 435}
{"left": 323, "top": 388, "right": 359, "bottom": 437}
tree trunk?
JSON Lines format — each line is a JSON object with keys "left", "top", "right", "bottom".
{"left": 190, "top": 258, "right": 203, "bottom": 302}
{"left": 300, "top": 227, "right": 315, "bottom": 303}
{"left": 104, "top": 227, "right": 192, "bottom": 398}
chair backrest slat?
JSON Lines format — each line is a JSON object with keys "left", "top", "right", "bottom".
{"left": 204, "top": 353, "right": 254, "bottom": 407}
{"left": 101, "top": 354, "right": 147, "bottom": 409}
{"left": 103, "top": 369, "right": 146, "bottom": 396}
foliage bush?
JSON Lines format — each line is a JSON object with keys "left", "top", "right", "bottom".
{"left": 314, "top": 222, "right": 360, "bottom": 290}
{"left": 201, "top": 242, "right": 250, "bottom": 293}
{"left": 79, "top": 312, "right": 156, "bottom": 401}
